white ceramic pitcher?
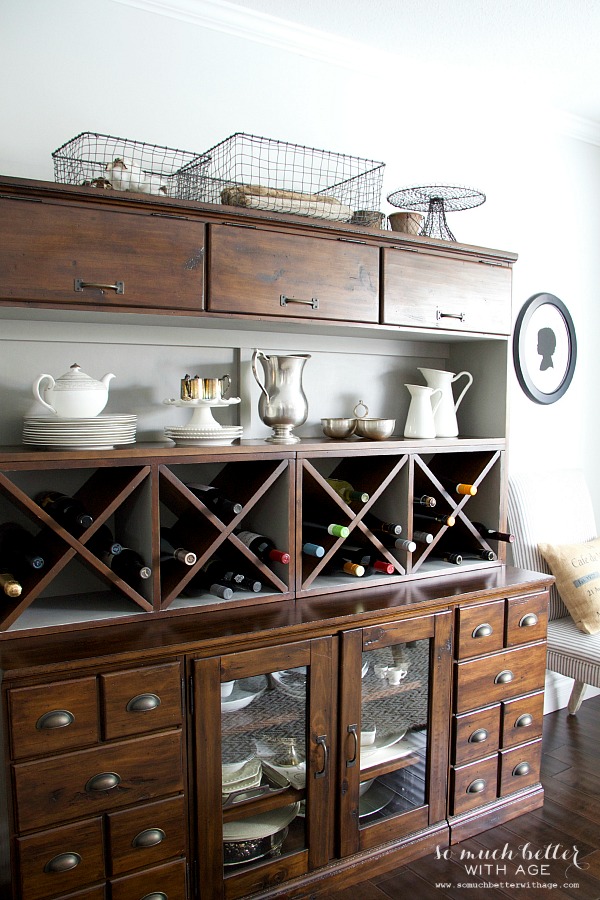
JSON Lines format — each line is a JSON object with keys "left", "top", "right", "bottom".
{"left": 403, "top": 384, "right": 443, "bottom": 439}
{"left": 417, "top": 367, "right": 473, "bottom": 437}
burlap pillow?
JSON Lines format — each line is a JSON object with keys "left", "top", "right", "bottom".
{"left": 538, "top": 536, "right": 600, "bottom": 634}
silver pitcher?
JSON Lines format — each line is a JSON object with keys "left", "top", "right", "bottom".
{"left": 252, "top": 349, "right": 311, "bottom": 444}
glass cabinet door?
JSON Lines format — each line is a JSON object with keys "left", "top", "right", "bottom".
{"left": 193, "top": 636, "right": 334, "bottom": 899}
{"left": 338, "top": 612, "right": 452, "bottom": 856}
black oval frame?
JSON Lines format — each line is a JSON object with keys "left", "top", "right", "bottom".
{"left": 512, "top": 293, "right": 577, "bottom": 404}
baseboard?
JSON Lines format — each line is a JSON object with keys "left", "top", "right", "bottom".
{"left": 543, "top": 670, "right": 600, "bottom": 714}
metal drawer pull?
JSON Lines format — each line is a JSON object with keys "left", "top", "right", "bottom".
{"left": 512, "top": 761, "right": 531, "bottom": 777}
{"left": 132, "top": 827, "right": 166, "bottom": 849}
{"left": 44, "top": 852, "right": 81, "bottom": 874}
{"left": 466, "top": 778, "right": 486, "bottom": 794}
{"left": 472, "top": 623, "right": 492, "bottom": 639}
{"left": 515, "top": 713, "right": 533, "bottom": 728}
{"left": 315, "top": 734, "right": 329, "bottom": 779}
{"left": 85, "top": 771, "right": 121, "bottom": 792}
{"left": 494, "top": 669, "right": 514, "bottom": 685}
{"left": 346, "top": 724, "right": 358, "bottom": 768}
{"left": 126, "top": 692, "right": 161, "bottom": 712}
{"left": 141, "top": 894, "right": 167, "bottom": 900}
{"left": 468, "top": 728, "right": 489, "bottom": 744}
{"left": 519, "top": 613, "right": 539, "bottom": 628}
{"left": 436, "top": 308, "right": 465, "bottom": 323}
{"left": 280, "top": 294, "right": 319, "bottom": 310}
{"left": 36, "top": 709, "right": 74, "bottom": 730}
{"left": 74, "top": 278, "right": 125, "bottom": 294}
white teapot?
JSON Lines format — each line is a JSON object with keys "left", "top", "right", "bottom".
{"left": 33, "top": 364, "right": 115, "bottom": 417}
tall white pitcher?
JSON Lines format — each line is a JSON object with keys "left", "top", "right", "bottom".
{"left": 417, "top": 367, "right": 473, "bottom": 437}
{"left": 403, "top": 384, "right": 443, "bottom": 439}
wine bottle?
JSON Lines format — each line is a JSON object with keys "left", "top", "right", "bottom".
{"left": 0, "top": 571, "right": 22, "bottom": 598}
{"left": 436, "top": 477, "right": 477, "bottom": 496}
{"left": 413, "top": 530, "right": 433, "bottom": 545}
{"left": 336, "top": 544, "right": 372, "bottom": 566}
{"left": 302, "top": 541, "right": 325, "bottom": 558}
{"left": 472, "top": 522, "right": 515, "bottom": 543}
{"left": 198, "top": 558, "right": 261, "bottom": 592}
{"left": 185, "top": 568, "right": 234, "bottom": 600}
{"left": 326, "top": 478, "right": 369, "bottom": 504}
{"left": 35, "top": 490, "right": 93, "bottom": 535}
{"left": 160, "top": 528, "right": 197, "bottom": 566}
{"left": 185, "top": 483, "right": 242, "bottom": 517}
{"left": 0, "top": 522, "right": 45, "bottom": 572}
{"left": 86, "top": 524, "right": 122, "bottom": 557}
{"left": 414, "top": 494, "right": 436, "bottom": 508}
{"left": 363, "top": 512, "right": 402, "bottom": 536}
{"left": 235, "top": 530, "right": 290, "bottom": 564}
{"left": 371, "top": 559, "right": 395, "bottom": 574}
{"left": 393, "top": 538, "right": 417, "bottom": 552}
{"left": 105, "top": 548, "right": 152, "bottom": 582}
{"left": 323, "top": 559, "right": 365, "bottom": 577}
{"left": 432, "top": 550, "right": 463, "bottom": 565}
{"left": 414, "top": 511, "right": 456, "bottom": 527}
{"left": 303, "top": 521, "right": 350, "bottom": 539}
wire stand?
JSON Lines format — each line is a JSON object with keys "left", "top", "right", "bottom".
{"left": 386, "top": 185, "right": 485, "bottom": 241}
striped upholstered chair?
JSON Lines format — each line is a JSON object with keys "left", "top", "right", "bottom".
{"left": 508, "top": 469, "right": 600, "bottom": 714}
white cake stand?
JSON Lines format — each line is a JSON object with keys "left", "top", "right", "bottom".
{"left": 163, "top": 397, "right": 241, "bottom": 430}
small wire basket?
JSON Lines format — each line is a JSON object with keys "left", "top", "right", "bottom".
{"left": 52, "top": 132, "right": 211, "bottom": 200}
{"left": 195, "top": 133, "right": 385, "bottom": 223}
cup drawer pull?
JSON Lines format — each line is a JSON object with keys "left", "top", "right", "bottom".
{"left": 494, "top": 669, "right": 514, "bottom": 685}
{"left": 512, "top": 761, "right": 531, "bottom": 777}
{"left": 519, "top": 613, "right": 539, "bottom": 628}
{"left": 133, "top": 827, "right": 166, "bottom": 849}
{"left": 515, "top": 713, "right": 533, "bottom": 728}
{"left": 36, "top": 709, "right": 75, "bottom": 730}
{"left": 466, "top": 778, "right": 486, "bottom": 794}
{"left": 85, "top": 771, "right": 121, "bottom": 792}
{"left": 468, "top": 728, "right": 489, "bottom": 744}
{"left": 44, "top": 852, "right": 81, "bottom": 874}
{"left": 280, "top": 294, "right": 319, "bottom": 310}
{"left": 126, "top": 692, "right": 161, "bottom": 712}
{"left": 472, "top": 623, "right": 492, "bottom": 639}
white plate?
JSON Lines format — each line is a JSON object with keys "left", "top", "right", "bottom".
{"left": 221, "top": 675, "right": 267, "bottom": 712}
{"left": 222, "top": 757, "right": 263, "bottom": 791}
{"left": 25, "top": 415, "right": 137, "bottom": 424}
{"left": 359, "top": 781, "right": 395, "bottom": 818}
{"left": 164, "top": 427, "right": 243, "bottom": 435}
{"left": 360, "top": 727, "right": 408, "bottom": 759}
{"left": 223, "top": 802, "right": 300, "bottom": 842}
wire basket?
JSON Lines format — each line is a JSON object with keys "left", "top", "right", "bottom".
{"left": 194, "top": 133, "right": 385, "bottom": 223}
{"left": 52, "top": 132, "right": 211, "bottom": 200}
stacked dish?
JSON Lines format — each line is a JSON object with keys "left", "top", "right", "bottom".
{"left": 164, "top": 424, "right": 243, "bottom": 447}
{"left": 23, "top": 415, "right": 137, "bottom": 450}
{"left": 223, "top": 802, "right": 300, "bottom": 866}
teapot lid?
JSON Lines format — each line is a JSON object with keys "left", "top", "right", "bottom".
{"left": 53, "top": 364, "right": 105, "bottom": 391}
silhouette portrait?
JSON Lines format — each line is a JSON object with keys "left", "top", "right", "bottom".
{"left": 537, "top": 326, "right": 556, "bottom": 371}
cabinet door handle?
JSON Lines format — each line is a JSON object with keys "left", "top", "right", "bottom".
{"left": 315, "top": 734, "right": 329, "bottom": 779}
{"left": 466, "top": 778, "right": 486, "bottom": 794}
{"left": 132, "top": 827, "right": 166, "bottom": 849}
{"left": 44, "top": 852, "right": 81, "bottom": 873}
{"left": 36, "top": 709, "right": 74, "bottom": 730}
{"left": 346, "top": 724, "right": 358, "bottom": 768}
{"left": 436, "top": 308, "right": 465, "bottom": 323}
{"left": 472, "top": 623, "right": 492, "bottom": 639}
{"left": 468, "top": 728, "right": 489, "bottom": 744}
{"left": 519, "top": 613, "right": 539, "bottom": 628}
{"left": 85, "top": 771, "right": 121, "bottom": 792}
{"left": 74, "top": 278, "right": 125, "bottom": 294}
{"left": 126, "top": 692, "right": 161, "bottom": 712}
{"left": 141, "top": 894, "right": 168, "bottom": 900}
{"left": 280, "top": 294, "right": 319, "bottom": 310}
{"left": 494, "top": 669, "right": 514, "bottom": 685}
{"left": 512, "top": 761, "right": 531, "bottom": 777}
{"left": 515, "top": 713, "right": 533, "bottom": 728}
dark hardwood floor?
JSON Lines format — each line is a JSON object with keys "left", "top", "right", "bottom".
{"left": 326, "top": 693, "right": 600, "bottom": 899}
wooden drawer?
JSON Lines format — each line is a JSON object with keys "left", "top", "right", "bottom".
{"left": 453, "top": 704, "right": 500, "bottom": 765}
{"left": 505, "top": 592, "right": 549, "bottom": 647}
{"left": 56, "top": 888, "right": 105, "bottom": 900}
{"left": 451, "top": 754, "right": 498, "bottom": 816}
{"left": 107, "top": 795, "right": 186, "bottom": 876}
{"left": 382, "top": 247, "right": 512, "bottom": 334}
{"left": 109, "top": 858, "right": 187, "bottom": 900}
{"left": 501, "top": 691, "right": 544, "bottom": 749}
{"left": 456, "top": 600, "right": 505, "bottom": 659}
{"left": 8, "top": 677, "right": 99, "bottom": 760}
{"left": 13, "top": 730, "right": 183, "bottom": 831}
{"left": 455, "top": 642, "right": 547, "bottom": 713}
{"left": 208, "top": 224, "right": 379, "bottom": 323}
{"left": 16, "top": 817, "right": 104, "bottom": 900}
{"left": 499, "top": 739, "right": 542, "bottom": 796}
{"left": 100, "top": 662, "right": 183, "bottom": 740}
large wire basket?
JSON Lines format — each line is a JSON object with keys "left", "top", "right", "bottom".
{"left": 52, "top": 132, "right": 211, "bottom": 200}
{"left": 193, "top": 133, "right": 385, "bottom": 223}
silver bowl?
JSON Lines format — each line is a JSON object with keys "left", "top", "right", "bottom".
{"left": 321, "top": 417, "right": 357, "bottom": 439}
{"left": 224, "top": 826, "right": 289, "bottom": 866}
{"left": 354, "top": 417, "right": 396, "bottom": 440}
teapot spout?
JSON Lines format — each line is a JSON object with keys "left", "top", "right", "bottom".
{"left": 101, "top": 373, "right": 116, "bottom": 390}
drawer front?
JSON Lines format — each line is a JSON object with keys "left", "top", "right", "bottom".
{"left": 109, "top": 858, "right": 187, "bottom": 900}
{"left": 499, "top": 739, "right": 543, "bottom": 796}
{"left": 208, "top": 224, "right": 379, "bottom": 323}
{"left": 453, "top": 704, "right": 500, "bottom": 765}
{"left": 505, "top": 592, "right": 549, "bottom": 647}
{"left": 451, "top": 754, "right": 498, "bottom": 816}
{"left": 455, "top": 642, "right": 547, "bottom": 713}
{"left": 17, "top": 817, "right": 104, "bottom": 900}
{"left": 107, "top": 795, "right": 187, "bottom": 876}
{"left": 501, "top": 691, "right": 545, "bottom": 749}
{"left": 456, "top": 600, "right": 505, "bottom": 659}
{"left": 100, "top": 662, "right": 183, "bottom": 740}
{"left": 8, "top": 677, "right": 99, "bottom": 760}
{"left": 382, "top": 247, "right": 512, "bottom": 334}
{"left": 54, "top": 889, "right": 105, "bottom": 900}
{"left": 13, "top": 730, "right": 183, "bottom": 832}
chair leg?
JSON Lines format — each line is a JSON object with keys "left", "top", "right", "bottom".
{"left": 567, "top": 680, "right": 587, "bottom": 715}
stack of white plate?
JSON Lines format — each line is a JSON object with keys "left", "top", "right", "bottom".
{"left": 23, "top": 415, "right": 137, "bottom": 450}
{"left": 164, "top": 425, "right": 243, "bottom": 446}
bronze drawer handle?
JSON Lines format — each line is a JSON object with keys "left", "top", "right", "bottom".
{"left": 466, "top": 778, "right": 486, "bottom": 794}
{"left": 472, "top": 623, "right": 492, "bottom": 639}
{"left": 346, "top": 724, "right": 358, "bottom": 768}
{"left": 141, "top": 894, "right": 167, "bottom": 900}
{"left": 280, "top": 294, "right": 319, "bottom": 310}
{"left": 36, "top": 709, "right": 74, "bottom": 730}
{"left": 74, "top": 278, "right": 125, "bottom": 294}
{"left": 436, "top": 308, "right": 465, "bottom": 323}
{"left": 85, "top": 771, "right": 121, "bottom": 792}
{"left": 512, "top": 761, "right": 531, "bottom": 777}
{"left": 468, "top": 728, "right": 489, "bottom": 744}
{"left": 519, "top": 613, "right": 539, "bottom": 628}
{"left": 494, "top": 669, "right": 514, "bottom": 685}
{"left": 132, "top": 827, "right": 166, "bottom": 849}
{"left": 44, "top": 852, "right": 81, "bottom": 874}
{"left": 515, "top": 713, "right": 533, "bottom": 728}
{"left": 315, "top": 734, "right": 329, "bottom": 779}
{"left": 126, "top": 692, "right": 161, "bottom": 713}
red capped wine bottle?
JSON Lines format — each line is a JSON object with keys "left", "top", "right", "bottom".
{"left": 473, "top": 522, "right": 515, "bottom": 543}
{"left": 185, "top": 483, "right": 242, "bottom": 517}
{"left": 35, "top": 491, "right": 93, "bottom": 535}
{"left": 235, "top": 530, "right": 290, "bottom": 564}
